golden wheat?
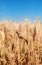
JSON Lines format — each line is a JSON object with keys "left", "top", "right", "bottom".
{"left": 0, "top": 20, "right": 42, "bottom": 65}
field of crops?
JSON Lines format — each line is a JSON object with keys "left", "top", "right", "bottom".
{"left": 0, "top": 21, "right": 42, "bottom": 65}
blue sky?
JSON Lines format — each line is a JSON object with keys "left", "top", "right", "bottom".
{"left": 0, "top": 0, "right": 42, "bottom": 22}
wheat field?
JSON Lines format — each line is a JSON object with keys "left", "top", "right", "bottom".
{"left": 0, "top": 21, "right": 42, "bottom": 65}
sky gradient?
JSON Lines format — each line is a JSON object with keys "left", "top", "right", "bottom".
{"left": 0, "top": 0, "right": 42, "bottom": 22}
